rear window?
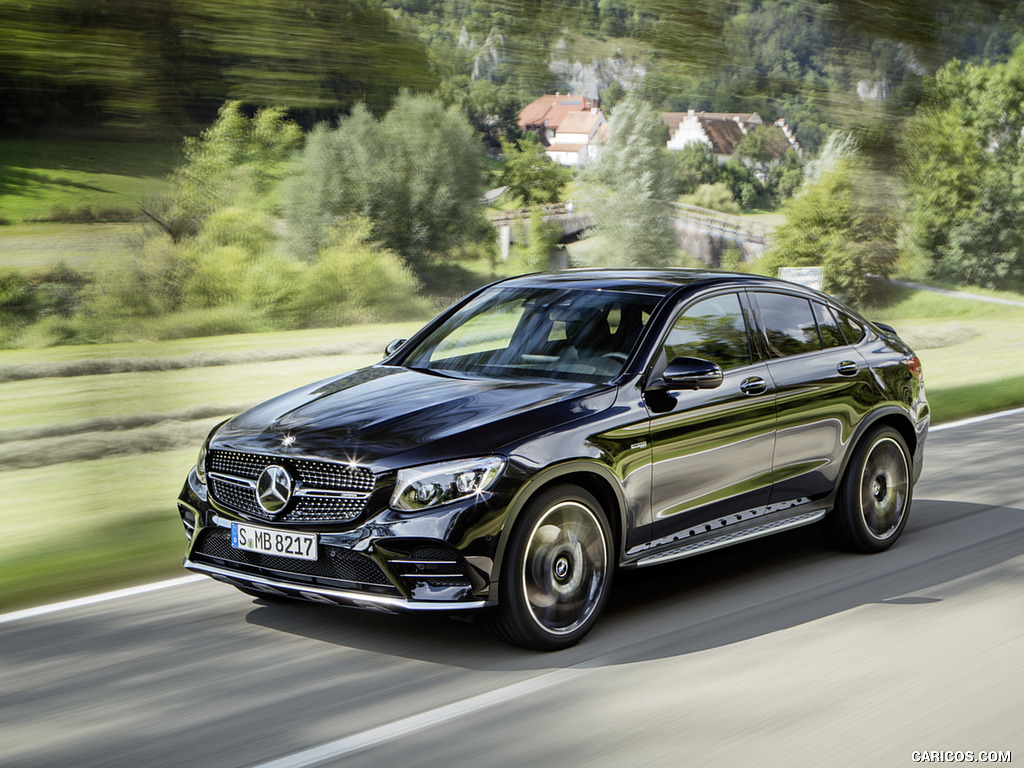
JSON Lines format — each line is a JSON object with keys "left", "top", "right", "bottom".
{"left": 834, "top": 310, "right": 866, "bottom": 345}
{"left": 813, "top": 302, "right": 846, "bottom": 348}
{"left": 755, "top": 292, "right": 821, "bottom": 357}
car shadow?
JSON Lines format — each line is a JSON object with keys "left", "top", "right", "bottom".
{"left": 244, "top": 499, "right": 1024, "bottom": 671}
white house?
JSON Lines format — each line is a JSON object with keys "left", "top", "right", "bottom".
{"left": 545, "top": 109, "right": 607, "bottom": 166}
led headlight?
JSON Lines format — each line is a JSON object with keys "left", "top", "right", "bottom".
{"left": 391, "top": 456, "right": 506, "bottom": 512}
{"left": 195, "top": 441, "right": 208, "bottom": 485}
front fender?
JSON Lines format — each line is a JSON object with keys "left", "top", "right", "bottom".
{"left": 487, "top": 458, "right": 629, "bottom": 602}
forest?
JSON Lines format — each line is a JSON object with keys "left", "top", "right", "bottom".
{"left": 3, "top": 0, "right": 1024, "bottom": 347}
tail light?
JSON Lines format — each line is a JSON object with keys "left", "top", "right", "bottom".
{"left": 903, "top": 355, "right": 923, "bottom": 380}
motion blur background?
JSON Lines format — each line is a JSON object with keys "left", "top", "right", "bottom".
{"left": 2, "top": 4, "right": 1024, "bottom": 767}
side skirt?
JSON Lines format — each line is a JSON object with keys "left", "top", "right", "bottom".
{"left": 634, "top": 509, "right": 827, "bottom": 568}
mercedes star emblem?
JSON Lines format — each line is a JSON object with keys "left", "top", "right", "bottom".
{"left": 256, "top": 465, "right": 293, "bottom": 514}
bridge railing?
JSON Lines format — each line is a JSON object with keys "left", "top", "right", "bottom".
{"left": 489, "top": 202, "right": 771, "bottom": 248}
{"left": 487, "top": 203, "right": 571, "bottom": 226}
{"left": 670, "top": 203, "right": 770, "bottom": 246}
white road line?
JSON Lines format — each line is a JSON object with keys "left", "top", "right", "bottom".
{"left": 250, "top": 666, "right": 592, "bottom": 768}
{"left": 930, "top": 406, "right": 1024, "bottom": 433}
{"left": 0, "top": 575, "right": 205, "bottom": 626}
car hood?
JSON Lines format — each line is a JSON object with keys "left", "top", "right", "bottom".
{"left": 212, "top": 365, "right": 616, "bottom": 469}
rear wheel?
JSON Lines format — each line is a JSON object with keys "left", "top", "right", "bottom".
{"left": 487, "top": 485, "right": 613, "bottom": 651}
{"left": 827, "top": 426, "right": 912, "bottom": 552}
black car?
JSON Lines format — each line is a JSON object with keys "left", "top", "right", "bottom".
{"left": 178, "top": 269, "right": 928, "bottom": 650}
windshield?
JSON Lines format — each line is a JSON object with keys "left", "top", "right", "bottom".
{"left": 401, "top": 286, "right": 661, "bottom": 382}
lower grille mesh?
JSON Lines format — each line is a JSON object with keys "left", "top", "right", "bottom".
{"left": 192, "top": 528, "right": 396, "bottom": 590}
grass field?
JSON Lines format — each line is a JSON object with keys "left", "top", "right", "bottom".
{"left": 0, "top": 222, "right": 138, "bottom": 270}
{"left": 0, "top": 139, "right": 174, "bottom": 224}
{"left": 2, "top": 289, "right": 1024, "bottom": 613}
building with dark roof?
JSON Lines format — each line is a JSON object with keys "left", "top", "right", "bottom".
{"left": 662, "top": 110, "right": 801, "bottom": 161}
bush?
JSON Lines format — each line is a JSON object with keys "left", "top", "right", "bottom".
{"left": 285, "top": 221, "right": 431, "bottom": 327}
{"left": 681, "top": 182, "right": 741, "bottom": 213}
{"left": 0, "top": 270, "right": 39, "bottom": 327}
{"left": 181, "top": 244, "right": 250, "bottom": 309}
{"left": 199, "top": 207, "right": 273, "bottom": 255}
{"left": 37, "top": 261, "right": 90, "bottom": 318}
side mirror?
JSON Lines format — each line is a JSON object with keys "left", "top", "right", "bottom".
{"left": 384, "top": 338, "right": 407, "bottom": 357}
{"left": 660, "top": 356, "right": 724, "bottom": 391}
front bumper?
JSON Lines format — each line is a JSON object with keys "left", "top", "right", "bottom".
{"left": 178, "top": 468, "right": 503, "bottom": 613}
{"left": 183, "top": 558, "right": 487, "bottom": 613}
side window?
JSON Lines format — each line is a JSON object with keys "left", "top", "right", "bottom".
{"left": 813, "top": 302, "right": 846, "bottom": 348}
{"left": 756, "top": 292, "right": 822, "bottom": 357}
{"left": 834, "top": 310, "right": 866, "bottom": 345}
{"left": 663, "top": 293, "right": 751, "bottom": 370}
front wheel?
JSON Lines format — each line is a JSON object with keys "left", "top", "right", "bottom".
{"left": 487, "top": 485, "right": 614, "bottom": 651}
{"left": 827, "top": 426, "right": 912, "bottom": 553}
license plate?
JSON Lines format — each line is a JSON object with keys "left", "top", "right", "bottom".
{"left": 231, "top": 523, "right": 318, "bottom": 561}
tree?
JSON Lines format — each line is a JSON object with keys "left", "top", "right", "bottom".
{"left": 284, "top": 93, "right": 490, "bottom": 276}
{"left": 499, "top": 134, "right": 570, "bottom": 206}
{"left": 579, "top": 94, "right": 678, "bottom": 268}
{"left": 670, "top": 142, "right": 720, "bottom": 196}
{"left": 149, "top": 102, "right": 302, "bottom": 242}
{"left": 761, "top": 133, "right": 898, "bottom": 307}
{"left": 900, "top": 44, "right": 1024, "bottom": 289}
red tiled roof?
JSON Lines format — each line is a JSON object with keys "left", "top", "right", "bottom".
{"left": 518, "top": 94, "right": 598, "bottom": 131}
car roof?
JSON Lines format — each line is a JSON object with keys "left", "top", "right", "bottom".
{"left": 490, "top": 268, "right": 821, "bottom": 299}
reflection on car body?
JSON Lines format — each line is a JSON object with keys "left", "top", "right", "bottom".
{"left": 178, "top": 269, "right": 929, "bottom": 650}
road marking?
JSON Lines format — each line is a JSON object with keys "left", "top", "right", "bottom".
{"left": 931, "top": 406, "right": 1024, "bottom": 433}
{"left": 0, "top": 575, "right": 205, "bottom": 626}
{"left": 249, "top": 665, "right": 592, "bottom": 768}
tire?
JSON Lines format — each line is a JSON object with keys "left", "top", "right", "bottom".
{"left": 827, "top": 426, "right": 912, "bottom": 553}
{"left": 487, "top": 485, "right": 614, "bottom": 651}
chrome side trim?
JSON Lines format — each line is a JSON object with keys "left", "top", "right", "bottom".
{"left": 636, "top": 509, "right": 827, "bottom": 568}
{"left": 183, "top": 560, "right": 487, "bottom": 612}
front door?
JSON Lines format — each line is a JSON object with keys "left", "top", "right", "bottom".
{"left": 645, "top": 291, "right": 777, "bottom": 548}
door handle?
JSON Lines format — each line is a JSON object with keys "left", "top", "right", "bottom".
{"left": 837, "top": 360, "right": 860, "bottom": 376}
{"left": 740, "top": 376, "right": 767, "bottom": 395}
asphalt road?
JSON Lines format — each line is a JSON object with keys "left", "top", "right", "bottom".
{"left": 3, "top": 411, "right": 1023, "bottom": 768}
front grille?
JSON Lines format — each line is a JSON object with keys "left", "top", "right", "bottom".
{"left": 207, "top": 449, "right": 375, "bottom": 524}
{"left": 192, "top": 528, "right": 397, "bottom": 592}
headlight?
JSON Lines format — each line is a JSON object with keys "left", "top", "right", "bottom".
{"left": 195, "top": 441, "right": 208, "bottom": 485}
{"left": 391, "top": 456, "right": 506, "bottom": 512}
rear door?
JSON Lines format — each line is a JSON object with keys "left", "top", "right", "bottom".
{"left": 748, "top": 290, "right": 875, "bottom": 507}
